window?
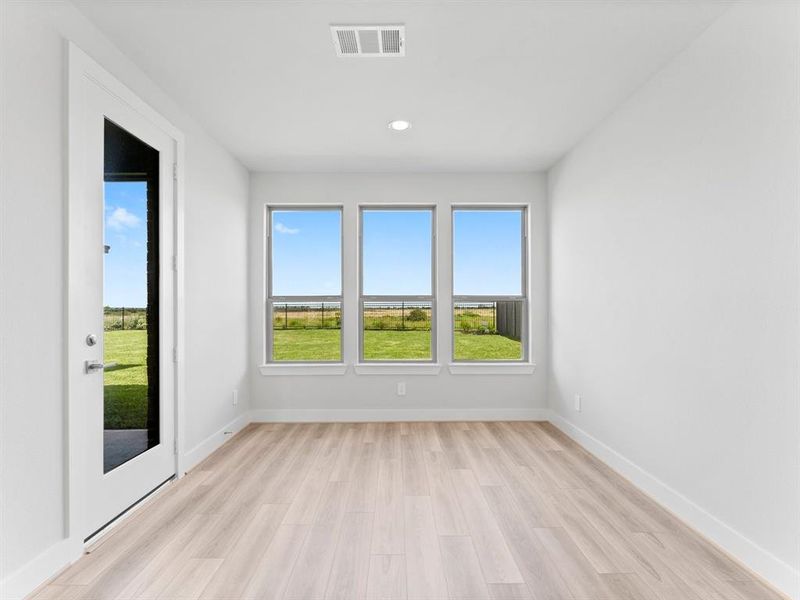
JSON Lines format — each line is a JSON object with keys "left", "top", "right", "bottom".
{"left": 452, "top": 207, "right": 527, "bottom": 362}
{"left": 360, "top": 207, "right": 435, "bottom": 362}
{"left": 267, "top": 207, "right": 342, "bottom": 362}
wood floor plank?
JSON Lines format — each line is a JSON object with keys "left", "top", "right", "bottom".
{"left": 483, "top": 448, "right": 559, "bottom": 528}
{"left": 434, "top": 422, "right": 470, "bottom": 469}
{"left": 284, "top": 481, "right": 350, "bottom": 600}
{"left": 413, "top": 422, "right": 443, "bottom": 453}
{"left": 486, "top": 583, "right": 533, "bottom": 600}
{"left": 598, "top": 573, "right": 660, "bottom": 600}
{"left": 366, "top": 555, "right": 407, "bottom": 600}
{"left": 112, "top": 513, "right": 220, "bottom": 599}
{"left": 534, "top": 527, "right": 611, "bottom": 600}
{"left": 283, "top": 424, "right": 345, "bottom": 524}
{"left": 456, "top": 429, "right": 503, "bottom": 486}
{"left": 377, "top": 423, "right": 402, "bottom": 459}
{"left": 372, "top": 458, "right": 405, "bottom": 554}
{"left": 450, "top": 470, "right": 524, "bottom": 584}
{"left": 260, "top": 424, "right": 324, "bottom": 504}
{"left": 439, "top": 536, "right": 491, "bottom": 600}
{"left": 241, "top": 524, "right": 309, "bottom": 600}
{"left": 347, "top": 441, "right": 379, "bottom": 512}
{"left": 29, "top": 585, "right": 88, "bottom": 600}
{"left": 481, "top": 485, "right": 573, "bottom": 600}
{"left": 156, "top": 558, "right": 222, "bottom": 600}
{"left": 198, "top": 503, "right": 288, "bottom": 599}
{"left": 331, "top": 425, "right": 365, "bottom": 482}
{"left": 401, "top": 431, "right": 429, "bottom": 496}
{"left": 326, "top": 512, "right": 374, "bottom": 599}
{"left": 467, "top": 422, "right": 502, "bottom": 450}
{"left": 546, "top": 490, "right": 632, "bottom": 574}
{"left": 424, "top": 451, "right": 469, "bottom": 536}
{"left": 33, "top": 423, "right": 779, "bottom": 600}
{"left": 404, "top": 496, "right": 449, "bottom": 600}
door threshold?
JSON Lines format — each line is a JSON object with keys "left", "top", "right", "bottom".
{"left": 84, "top": 475, "right": 175, "bottom": 547}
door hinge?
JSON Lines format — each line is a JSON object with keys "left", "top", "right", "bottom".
{"left": 173, "top": 438, "right": 178, "bottom": 455}
{"left": 172, "top": 347, "right": 178, "bottom": 363}
{"left": 172, "top": 163, "right": 178, "bottom": 181}
{"left": 172, "top": 255, "right": 177, "bottom": 271}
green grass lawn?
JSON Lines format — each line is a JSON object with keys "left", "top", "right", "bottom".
{"left": 454, "top": 332, "right": 522, "bottom": 360}
{"left": 273, "top": 328, "right": 341, "bottom": 361}
{"left": 272, "top": 329, "right": 521, "bottom": 361}
{"left": 104, "top": 330, "right": 149, "bottom": 429}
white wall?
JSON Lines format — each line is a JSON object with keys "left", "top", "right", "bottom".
{"left": 249, "top": 173, "right": 548, "bottom": 419}
{"left": 548, "top": 3, "right": 799, "bottom": 597}
{"left": 0, "top": 1, "right": 250, "bottom": 594}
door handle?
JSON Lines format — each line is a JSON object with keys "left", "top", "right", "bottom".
{"left": 85, "top": 360, "right": 105, "bottom": 374}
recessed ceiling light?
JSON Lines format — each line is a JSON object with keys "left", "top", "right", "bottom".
{"left": 388, "top": 120, "right": 411, "bottom": 131}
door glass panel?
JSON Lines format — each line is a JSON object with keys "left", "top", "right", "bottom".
{"left": 103, "top": 119, "right": 160, "bottom": 473}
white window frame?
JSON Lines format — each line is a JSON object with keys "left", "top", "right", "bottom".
{"left": 265, "top": 205, "right": 344, "bottom": 365}
{"left": 451, "top": 205, "right": 529, "bottom": 364}
{"left": 358, "top": 205, "right": 437, "bottom": 364}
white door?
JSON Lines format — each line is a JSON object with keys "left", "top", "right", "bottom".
{"left": 73, "top": 70, "right": 176, "bottom": 538}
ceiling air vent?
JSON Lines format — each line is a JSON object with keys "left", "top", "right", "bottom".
{"left": 331, "top": 25, "right": 405, "bottom": 57}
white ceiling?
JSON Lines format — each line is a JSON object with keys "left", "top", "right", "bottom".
{"left": 74, "top": 1, "right": 728, "bottom": 172}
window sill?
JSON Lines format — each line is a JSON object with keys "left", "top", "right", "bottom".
{"left": 259, "top": 363, "right": 348, "bottom": 376}
{"left": 354, "top": 363, "right": 442, "bottom": 376}
{"left": 447, "top": 362, "right": 536, "bottom": 375}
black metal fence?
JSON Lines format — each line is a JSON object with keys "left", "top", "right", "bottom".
{"left": 269, "top": 301, "right": 522, "bottom": 339}
{"left": 454, "top": 301, "right": 522, "bottom": 340}
{"left": 272, "top": 302, "right": 342, "bottom": 330}
{"left": 363, "top": 302, "right": 432, "bottom": 331}
{"left": 104, "top": 307, "right": 147, "bottom": 331}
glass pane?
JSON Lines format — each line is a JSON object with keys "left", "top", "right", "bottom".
{"left": 363, "top": 301, "right": 432, "bottom": 361}
{"left": 453, "top": 301, "right": 523, "bottom": 361}
{"left": 272, "top": 210, "right": 341, "bottom": 296}
{"left": 362, "top": 210, "right": 432, "bottom": 296}
{"left": 453, "top": 209, "right": 522, "bottom": 296}
{"left": 272, "top": 302, "right": 342, "bottom": 361}
{"left": 103, "top": 119, "right": 160, "bottom": 473}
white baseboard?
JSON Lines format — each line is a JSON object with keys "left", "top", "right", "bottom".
{"left": 0, "top": 537, "right": 83, "bottom": 600}
{"left": 250, "top": 407, "right": 551, "bottom": 423}
{"left": 549, "top": 413, "right": 799, "bottom": 600}
{"left": 181, "top": 411, "right": 251, "bottom": 474}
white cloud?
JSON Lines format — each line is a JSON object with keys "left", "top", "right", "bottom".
{"left": 107, "top": 207, "right": 141, "bottom": 231}
{"left": 275, "top": 222, "right": 299, "bottom": 235}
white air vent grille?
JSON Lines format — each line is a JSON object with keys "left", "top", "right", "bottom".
{"left": 331, "top": 25, "right": 405, "bottom": 57}
{"left": 336, "top": 29, "right": 358, "bottom": 54}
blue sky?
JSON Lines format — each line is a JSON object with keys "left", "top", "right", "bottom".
{"left": 269, "top": 208, "right": 523, "bottom": 297}
{"left": 362, "top": 210, "right": 431, "bottom": 295}
{"left": 272, "top": 210, "right": 342, "bottom": 296}
{"left": 104, "top": 181, "right": 148, "bottom": 308}
{"left": 453, "top": 210, "right": 522, "bottom": 295}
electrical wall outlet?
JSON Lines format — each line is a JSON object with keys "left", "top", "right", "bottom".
{"left": 232, "top": 389, "right": 239, "bottom": 406}
{"left": 574, "top": 394, "right": 581, "bottom": 412}
{"left": 397, "top": 382, "right": 406, "bottom": 396}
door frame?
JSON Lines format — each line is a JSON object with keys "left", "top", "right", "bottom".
{"left": 66, "top": 43, "right": 186, "bottom": 548}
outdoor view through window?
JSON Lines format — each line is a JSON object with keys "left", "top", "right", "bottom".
{"left": 266, "top": 206, "right": 527, "bottom": 363}
{"left": 269, "top": 208, "right": 342, "bottom": 361}
{"left": 453, "top": 208, "right": 525, "bottom": 361}
{"left": 103, "top": 119, "right": 160, "bottom": 473}
{"left": 361, "top": 208, "right": 434, "bottom": 361}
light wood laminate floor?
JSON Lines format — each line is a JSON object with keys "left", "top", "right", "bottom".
{"left": 32, "top": 422, "right": 786, "bottom": 600}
